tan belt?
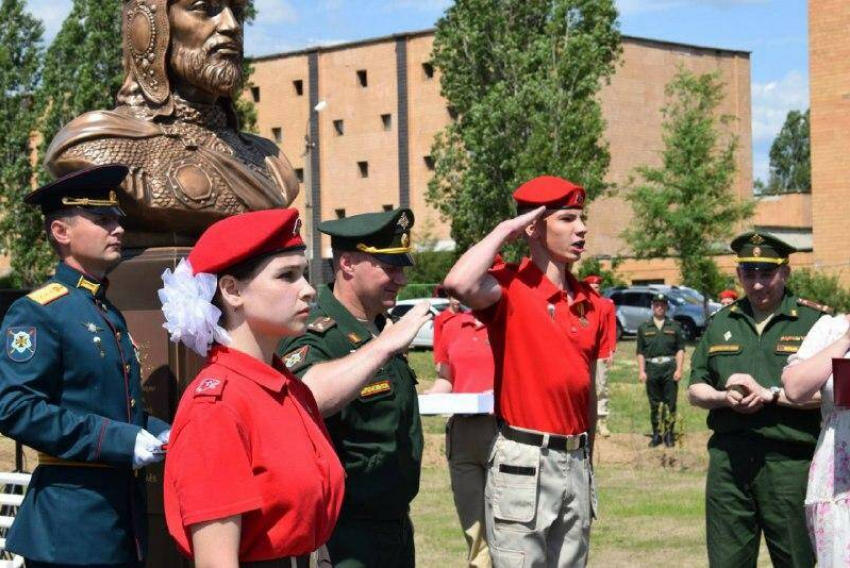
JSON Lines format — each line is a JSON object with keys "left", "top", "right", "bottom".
{"left": 37, "top": 453, "right": 110, "bottom": 468}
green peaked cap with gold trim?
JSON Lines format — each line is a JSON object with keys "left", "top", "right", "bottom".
{"left": 731, "top": 231, "right": 796, "bottom": 269}
{"left": 319, "top": 208, "right": 415, "bottom": 267}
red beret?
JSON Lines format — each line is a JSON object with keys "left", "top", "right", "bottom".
{"left": 583, "top": 275, "right": 602, "bottom": 285}
{"left": 513, "top": 176, "right": 586, "bottom": 210}
{"left": 719, "top": 289, "right": 739, "bottom": 301}
{"left": 188, "top": 209, "right": 305, "bottom": 275}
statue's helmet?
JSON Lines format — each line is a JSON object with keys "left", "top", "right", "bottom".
{"left": 119, "top": 0, "right": 171, "bottom": 114}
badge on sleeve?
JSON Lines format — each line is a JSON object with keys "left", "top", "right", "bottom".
{"left": 194, "top": 376, "right": 226, "bottom": 400}
{"left": 7, "top": 327, "right": 36, "bottom": 362}
{"left": 283, "top": 346, "right": 310, "bottom": 373}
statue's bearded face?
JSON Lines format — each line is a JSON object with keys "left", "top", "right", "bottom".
{"left": 168, "top": 0, "right": 245, "bottom": 98}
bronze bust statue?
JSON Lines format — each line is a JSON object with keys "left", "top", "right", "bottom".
{"left": 45, "top": 0, "right": 299, "bottom": 241}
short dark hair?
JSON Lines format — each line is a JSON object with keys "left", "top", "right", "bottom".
{"left": 211, "top": 254, "right": 274, "bottom": 328}
{"left": 43, "top": 209, "right": 78, "bottom": 256}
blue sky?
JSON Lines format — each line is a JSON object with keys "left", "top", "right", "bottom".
{"left": 25, "top": 0, "right": 808, "bottom": 184}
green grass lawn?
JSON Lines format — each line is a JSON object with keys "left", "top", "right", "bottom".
{"left": 409, "top": 339, "right": 772, "bottom": 567}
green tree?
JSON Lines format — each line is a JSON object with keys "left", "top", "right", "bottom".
{"left": 577, "top": 256, "right": 626, "bottom": 289}
{"left": 427, "top": 0, "right": 622, "bottom": 256}
{"left": 623, "top": 68, "right": 753, "bottom": 299}
{"left": 0, "top": 0, "right": 43, "bottom": 287}
{"left": 764, "top": 109, "right": 810, "bottom": 194}
{"left": 787, "top": 268, "right": 850, "bottom": 314}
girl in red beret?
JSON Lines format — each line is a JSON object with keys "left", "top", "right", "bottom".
{"left": 158, "top": 209, "right": 342, "bottom": 566}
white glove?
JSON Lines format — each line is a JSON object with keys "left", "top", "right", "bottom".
{"left": 133, "top": 429, "right": 164, "bottom": 469}
{"left": 157, "top": 429, "right": 171, "bottom": 445}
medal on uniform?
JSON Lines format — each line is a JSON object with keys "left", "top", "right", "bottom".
{"left": 83, "top": 321, "right": 106, "bottom": 358}
{"left": 547, "top": 303, "right": 555, "bottom": 321}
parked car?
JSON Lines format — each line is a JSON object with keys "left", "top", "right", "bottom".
{"left": 388, "top": 298, "right": 451, "bottom": 349}
{"left": 604, "top": 285, "right": 722, "bottom": 340}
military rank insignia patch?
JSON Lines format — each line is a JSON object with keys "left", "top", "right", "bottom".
{"left": 360, "top": 379, "right": 392, "bottom": 400}
{"left": 283, "top": 346, "right": 310, "bottom": 372}
{"left": 7, "top": 327, "right": 36, "bottom": 362}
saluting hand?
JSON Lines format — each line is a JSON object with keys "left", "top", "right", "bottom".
{"left": 378, "top": 301, "right": 433, "bottom": 354}
{"left": 499, "top": 206, "right": 547, "bottom": 243}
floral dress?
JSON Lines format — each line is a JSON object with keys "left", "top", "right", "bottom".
{"left": 787, "top": 314, "right": 850, "bottom": 566}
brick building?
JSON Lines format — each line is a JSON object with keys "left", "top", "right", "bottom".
{"left": 246, "top": 29, "right": 801, "bottom": 285}
{"left": 810, "top": 0, "right": 850, "bottom": 282}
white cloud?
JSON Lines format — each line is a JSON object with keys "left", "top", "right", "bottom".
{"left": 750, "top": 70, "right": 809, "bottom": 182}
{"left": 751, "top": 70, "right": 809, "bottom": 144}
{"left": 253, "top": 0, "right": 298, "bottom": 24}
{"left": 25, "top": 0, "right": 72, "bottom": 42}
{"left": 617, "top": 0, "right": 766, "bottom": 16}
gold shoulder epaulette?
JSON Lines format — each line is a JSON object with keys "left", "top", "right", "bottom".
{"left": 27, "top": 283, "right": 68, "bottom": 306}
{"left": 797, "top": 298, "right": 834, "bottom": 315}
{"left": 308, "top": 316, "right": 336, "bottom": 334}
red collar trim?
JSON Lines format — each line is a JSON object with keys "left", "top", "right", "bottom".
{"left": 208, "top": 345, "right": 288, "bottom": 393}
{"left": 516, "top": 258, "right": 588, "bottom": 305}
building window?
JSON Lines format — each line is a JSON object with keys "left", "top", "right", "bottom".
{"left": 382, "top": 204, "right": 393, "bottom": 212}
{"left": 333, "top": 119, "right": 345, "bottom": 136}
{"left": 358, "top": 161, "right": 369, "bottom": 178}
{"left": 447, "top": 106, "right": 458, "bottom": 120}
{"left": 293, "top": 80, "right": 304, "bottom": 96}
{"left": 250, "top": 86, "right": 260, "bottom": 103}
{"left": 424, "top": 155, "right": 435, "bottom": 170}
{"left": 422, "top": 62, "right": 435, "bottom": 79}
{"left": 295, "top": 168, "right": 304, "bottom": 183}
{"left": 357, "top": 69, "right": 368, "bottom": 87}
{"left": 381, "top": 114, "right": 392, "bottom": 131}
{"left": 271, "top": 127, "right": 282, "bottom": 143}
{"left": 335, "top": 208, "right": 346, "bottom": 219}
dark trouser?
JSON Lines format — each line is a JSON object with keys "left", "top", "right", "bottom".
{"left": 327, "top": 514, "right": 415, "bottom": 568}
{"left": 646, "top": 362, "right": 677, "bottom": 434}
{"left": 705, "top": 434, "right": 815, "bottom": 568}
{"left": 241, "top": 556, "right": 314, "bottom": 568}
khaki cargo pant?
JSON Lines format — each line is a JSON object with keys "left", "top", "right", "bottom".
{"left": 447, "top": 414, "right": 500, "bottom": 568}
{"left": 595, "top": 362, "right": 609, "bottom": 418}
{"left": 484, "top": 431, "right": 597, "bottom": 567}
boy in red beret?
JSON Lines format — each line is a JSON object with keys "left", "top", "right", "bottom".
{"left": 584, "top": 275, "right": 617, "bottom": 438}
{"left": 445, "top": 175, "right": 609, "bottom": 567}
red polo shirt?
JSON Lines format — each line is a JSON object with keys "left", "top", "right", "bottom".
{"left": 164, "top": 346, "right": 345, "bottom": 561}
{"left": 477, "top": 258, "right": 608, "bottom": 435}
{"left": 598, "top": 296, "right": 617, "bottom": 359}
{"left": 434, "top": 313, "right": 495, "bottom": 394}
{"left": 432, "top": 308, "right": 461, "bottom": 363}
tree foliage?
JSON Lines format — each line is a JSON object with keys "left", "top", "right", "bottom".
{"left": 623, "top": 68, "right": 753, "bottom": 297}
{"left": 0, "top": 0, "right": 43, "bottom": 287}
{"left": 427, "top": 0, "right": 622, "bottom": 255}
{"left": 763, "top": 109, "right": 810, "bottom": 194}
{"left": 577, "top": 256, "right": 626, "bottom": 289}
{"left": 787, "top": 268, "right": 850, "bottom": 314}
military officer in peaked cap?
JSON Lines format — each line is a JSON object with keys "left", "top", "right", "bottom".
{"left": 279, "top": 208, "right": 431, "bottom": 568}
{"left": 688, "top": 231, "right": 826, "bottom": 568}
{"left": 0, "top": 164, "right": 171, "bottom": 566}
{"left": 636, "top": 293, "right": 686, "bottom": 448}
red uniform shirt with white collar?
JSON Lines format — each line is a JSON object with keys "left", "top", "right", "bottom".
{"left": 477, "top": 258, "right": 608, "bottom": 435}
{"left": 164, "top": 346, "right": 345, "bottom": 561}
{"left": 434, "top": 313, "right": 495, "bottom": 394}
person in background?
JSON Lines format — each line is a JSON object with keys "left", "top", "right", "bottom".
{"left": 584, "top": 275, "right": 617, "bottom": 438}
{"left": 279, "top": 208, "right": 431, "bottom": 568}
{"left": 433, "top": 285, "right": 465, "bottom": 365}
{"left": 445, "top": 175, "right": 608, "bottom": 567}
{"left": 426, "top": 308, "right": 497, "bottom": 568}
{"left": 719, "top": 289, "right": 739, "bottom": 307}
{"left": 636, "top": 293, "right": 686, "bottom": 448}
{"left": 688, "top": 231, "right": 824, "bottom": 567}
{"left": 0, "top": 165, "right": 170, "bottom": 566}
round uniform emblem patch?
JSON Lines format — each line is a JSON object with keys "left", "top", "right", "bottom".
{"left": 7, "top": 327, "right": 36, "bottom": 362}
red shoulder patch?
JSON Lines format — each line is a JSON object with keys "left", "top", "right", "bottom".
{"left": 194, "top": 376, "right": 226, "bottom": 399}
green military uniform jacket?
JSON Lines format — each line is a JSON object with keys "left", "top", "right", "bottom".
{"left": 636, "top": 317, "right": 685, "bottom": 377}
{"left": 278, "top": 284, "right": 423, "bottom": 520}
{"left": 688, "top": 291, "right": 824, "bottom": 446}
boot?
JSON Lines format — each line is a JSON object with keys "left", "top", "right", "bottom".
{"left": 597, "top": 418, "right": 611, "bottom": 438}
{"left": 664, "top": 431, "right": 675, "bottom": 448}
{"left": 648, "top": 432, "right": 662, "bottom": 448}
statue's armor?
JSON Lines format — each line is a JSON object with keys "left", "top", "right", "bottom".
{"left": 46, "top": 101, "right": 298, "bottom": 239}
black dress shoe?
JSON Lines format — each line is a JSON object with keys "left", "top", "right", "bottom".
{"left": 664, "top": 432, "right": 675, "bottom": 447}
{"left": 649, "top": 433, "right": 662, "bottom": 447}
